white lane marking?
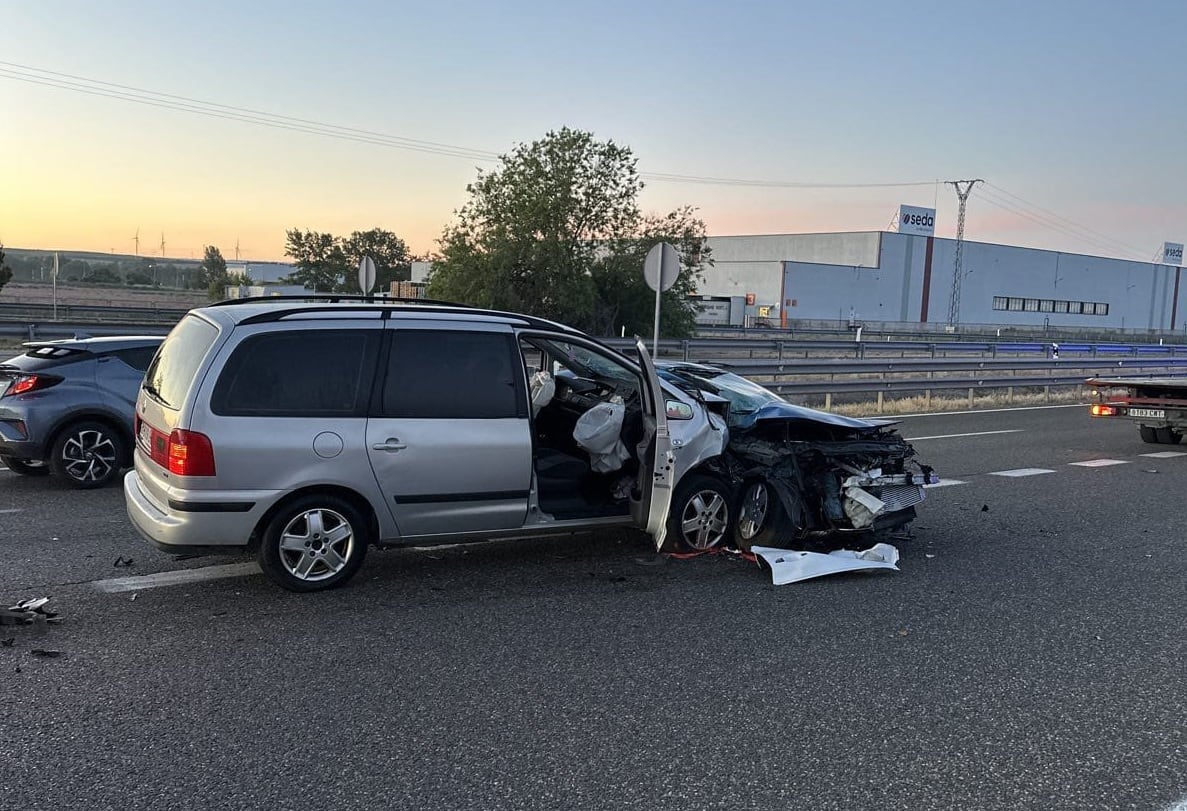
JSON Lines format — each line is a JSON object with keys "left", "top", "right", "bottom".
{"left": 924, "top": 479, "right": 967, "bottom": 488}
{"left": 905, "top": 429, "right": 1023, "bottom": 441}
{"left": 990, "top": 468, "right": 1056, "bottom": 477}
{"left": 1162, "top": 798, "right": 1187, "bottom": 811}
{"left": 1069, "top": 459, "right": 1130, "bottom": 467}
{"left": 0, "top": 508, "right": 22, "bottom": 514}
{"left": 1142, "top": 451, "right": 1187, "bottom": 459}
{"left": 875, "top": 403, "right": 1086, "bottom": 419}
{"left": 92, "top": 562, "right": 261, "bottom": 593}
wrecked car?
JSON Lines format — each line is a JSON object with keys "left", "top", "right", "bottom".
{"left": 124, "top": 296, "right": 934, "bottom": 593}
{"left": 656, "top": 361, "right": 937, "bottom": 552}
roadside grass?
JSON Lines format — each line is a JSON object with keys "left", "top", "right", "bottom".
{"left": 825, "top": 387, "right": 1087, "bottom": 417}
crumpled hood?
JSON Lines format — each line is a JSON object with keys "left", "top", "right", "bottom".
{"left": 733, "top": 401, "right": 896, "bottom": 431}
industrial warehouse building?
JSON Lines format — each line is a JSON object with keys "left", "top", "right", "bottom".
{"left": 698, "top": 231, "right": 1185, "bottom": 333}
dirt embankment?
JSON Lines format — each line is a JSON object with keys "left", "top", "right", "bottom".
{"left": 0, "top": 282, "right": 207, "bottom": 308}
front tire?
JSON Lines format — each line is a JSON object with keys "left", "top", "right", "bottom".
{"left": 1, "top": 456, "right": 50, "bottom": 477}
{"left": 734, "top": 480, "right": 788, "bottom": 552}
{"left": 258, "top": 495, "right": 369, "bottom": 592}
{"left": 49, "top": 421, "right": 126, "bottom": 489}
{"left": 667, "top": 474, "right": 732, "bottom": 552}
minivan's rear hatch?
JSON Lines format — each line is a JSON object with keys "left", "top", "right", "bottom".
{"left": 135, "top": 315, "right": 221, "bottom": 493}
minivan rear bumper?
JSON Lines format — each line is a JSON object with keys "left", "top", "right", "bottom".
{"left": 124, "top": 469, "right": 272, "bottom": 552}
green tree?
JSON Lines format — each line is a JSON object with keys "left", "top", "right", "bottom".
{"left": 283, "top": 229, "right": 348, "bottom": 292}
{"left": 208, "top": 271, "right": 252, "bottom": 301}
{"left": 426, "top": 128, "right": 705, "bottom": 336}
{"left": 340, "top": 228, "right": 411, "bottom": 292}
{"left": 0, "top": 243, "right": 12, "bottom": 294}
{"left": 198, "top": 245, "right": 227, "bottom": 288}
{"left": 427, "top": 128, "right": 642, "bottom": 330}
{"left": 591, "top": 207, "right": 711, "bottom": 339}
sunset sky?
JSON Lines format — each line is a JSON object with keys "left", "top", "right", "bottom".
{"left": 2, "top": 1, "right": 1184, "bottom": 264}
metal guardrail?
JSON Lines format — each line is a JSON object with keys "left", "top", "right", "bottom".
{"left": 5, "top": 314, "right": 1187, "bottom": 401}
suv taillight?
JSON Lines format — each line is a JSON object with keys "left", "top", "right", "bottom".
{"left": 3, "top": 374, "right": 62, "bottom": 397}
{"left": 167, "top": 430, "right": 216, "bottom": 477}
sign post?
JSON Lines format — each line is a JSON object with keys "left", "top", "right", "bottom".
{"left": 358, "top": 256, "right": 377, "bottom": 295}
{"left": 642, "top": 242, "right": 681, "bottom": 357}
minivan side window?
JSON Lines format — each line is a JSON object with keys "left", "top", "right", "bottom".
{"left": 211, "top": 330, "right": 377, "bottom": 417}
{"left": 380, "top": 330, "right": 525, "bottom": 419}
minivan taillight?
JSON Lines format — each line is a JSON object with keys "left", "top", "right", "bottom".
{"left": 167, "top": 430, "right": 216, "bottom": 477}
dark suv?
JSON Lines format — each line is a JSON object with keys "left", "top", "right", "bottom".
{"left": 0, "top": 336, "right": 163, "bottom": 488}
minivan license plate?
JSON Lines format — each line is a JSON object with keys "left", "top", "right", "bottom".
{"left": 1128, "top": 408, "right": 1165, "bottom": 419}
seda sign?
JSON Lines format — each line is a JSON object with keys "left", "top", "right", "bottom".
{"left": 898, "top": 205, "right": 936, "bottom": 237}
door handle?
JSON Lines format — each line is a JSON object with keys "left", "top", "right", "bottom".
{"left": 372, "top": 438, "right": 407, "bottom": 452}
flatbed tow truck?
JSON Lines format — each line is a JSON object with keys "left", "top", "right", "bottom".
{"left": 1086, "top": 377, "right": 1187, "bottom": 444}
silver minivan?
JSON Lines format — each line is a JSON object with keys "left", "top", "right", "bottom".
{"left": 124, "top": 298, "right": 727, "bottom": 591}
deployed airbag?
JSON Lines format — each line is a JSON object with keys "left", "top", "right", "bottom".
{"left": 574, "top": 402, "right": 630, "bottom": 473}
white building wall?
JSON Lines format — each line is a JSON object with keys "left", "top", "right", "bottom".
{"left": 702, "top": 232, "right": 882, "bottom": 308}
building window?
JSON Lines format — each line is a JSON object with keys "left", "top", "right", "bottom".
{"left": 1068, "top": 302, "right": 1082, "bottom": 314}
{"left": 993, "top": 296, "right": 1008, "bottom": 311}
{"left": 1094, "top": 302, "right": 1109, "bottom": 316}
{"left": 1039, "top": 299, "right": 1054, "bottom": 312}
{"left": 1054, "top": 300, "right": 1069, "bottom": 313}
{"left": 1008, "top": 297, "right": 1024, "bottom": 311}
{"left": 1024, "top": 299, "right": 1040, "bottom": 312}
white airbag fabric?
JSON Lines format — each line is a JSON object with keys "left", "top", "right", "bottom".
{"left": 573, "top": 402, "right": 629, "bottom": 473}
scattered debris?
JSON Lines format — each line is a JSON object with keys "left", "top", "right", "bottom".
{"left": 1145, "top": 469, "right": 1159, "bottom": 474}
{"left": 981, "top": 504, "right": 990, "bottom": 512}
{"left": 129, "top": 592, "right": 138, "bottom": 601}
{"left": 751, "top": 543, "right": 900, "bottom": 586}
{"left": 1, "top": 597, "right": 61, "bottom": 626}
{"left": 113, "top": 556, "right": 135, "bottom": 568}
{"left": 29, "top": 649, "right": 63, "bottom": 658}
{"left": 925, "top": 554, "right": 936, "bottom": 559}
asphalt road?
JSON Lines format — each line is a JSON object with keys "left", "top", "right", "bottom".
{"left": 1, "top": 404, "right": 1184, "bottom": 811}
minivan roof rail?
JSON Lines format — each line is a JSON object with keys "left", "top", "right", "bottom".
{"left": 211, "top": 295, "right": 581, "bottom": 335}
{"left": 206, "top": 294, "right": 467, "bottom": 308}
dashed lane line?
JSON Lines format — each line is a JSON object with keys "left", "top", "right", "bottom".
{"left": 0, "top": 508, "right": 22, "bottom": 514}
{"left": 92, "top": 562, "right": 261, "bottom": 593}
{"left": 989, "top": 468, "right": 1057, "bottom": 477}
{"left": 1069, "top": 459, "right": 1130, "bottom": 467}
{"left": 904, "top": 429, "right": 1023, "bottom": 441}
{"left": 1142, "top": 451, "right": 1187, "bottom": 458}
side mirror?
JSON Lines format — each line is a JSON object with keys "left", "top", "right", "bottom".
{"left": 666, "top": 400, "right": 694, "bottom": 420}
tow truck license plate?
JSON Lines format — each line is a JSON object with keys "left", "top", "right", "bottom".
{"left": 1128, "top": 408, "right": 1165, "bottom": 419}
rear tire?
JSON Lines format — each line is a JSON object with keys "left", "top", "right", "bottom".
{"left": 49, "top": 421, "right": 126, "bottom": 489}
{"left": 258, "top": 494, "right": 369, "bottom": 592}
{"left": 1, "top": 457, "right": 50, "bottom": 477}
{"left": 1156, "top": 427, "right": 1182, "bottom": 445}
{"left": 1140, "top": 426, "right": 1158, "bottom": 444}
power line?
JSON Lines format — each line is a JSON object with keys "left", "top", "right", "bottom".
{"left": 0, "top": 60, "right": 939, "bottom": 190}
{"left": 973, "top": 186, "right": 1147, "bottom": 261}
{"left": 981, "top": 181, "right": 1146, "bottom": 258}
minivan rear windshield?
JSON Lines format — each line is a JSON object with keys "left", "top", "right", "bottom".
{"left": 143, "top": 315, "right": 218, "bottom": 409}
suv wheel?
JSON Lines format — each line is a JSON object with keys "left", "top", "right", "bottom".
{"left": 49, "top": 421, "right": 126, "bottom": 489}
{"left": 735, "top": 480, "right": 788, "bottom": 552}
{"left": 258, "top": 495, "right": 369, "bottom": 592}
{"left": 668, "top": 474, "right": 732, "bottom": 551}
{"left": 1, "top": 456, "right": 50, "bottom": 477}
